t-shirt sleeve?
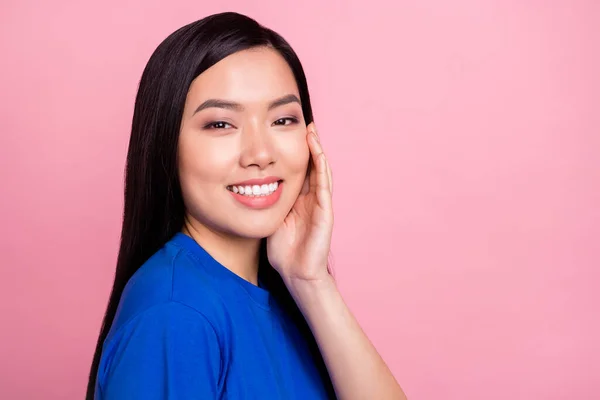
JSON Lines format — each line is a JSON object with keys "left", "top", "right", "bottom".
{"left": 98, "top": 301, "right": 222, "bottom": 400}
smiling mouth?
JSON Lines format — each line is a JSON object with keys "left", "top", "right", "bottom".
{"left": 226, "top": 180, "right": 283, "bottom": 197}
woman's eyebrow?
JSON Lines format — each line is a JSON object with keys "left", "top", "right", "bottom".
{"left": 267, "top": 94, "right": 301, "bottom": 110}
{"left": 193, "top": 99, "right": 242, "bottom": 114}
{"left": 193, "top": 94, "right": 301, "bottom": 115}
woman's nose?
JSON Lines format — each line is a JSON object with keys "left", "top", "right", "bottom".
{"left": 239, "top": 123, "right": 276, "bottom": 169}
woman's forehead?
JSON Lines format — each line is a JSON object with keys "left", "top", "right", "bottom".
{"left": 186, "top": 48, "right": 299, "bottom": 107}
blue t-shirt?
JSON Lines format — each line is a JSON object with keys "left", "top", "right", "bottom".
{"left": 95, "top": 232, "right": 329, "bottom": 399}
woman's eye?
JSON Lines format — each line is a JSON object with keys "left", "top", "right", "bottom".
{"left": 273, "top": 117, "right": 298, "bottom": 126}
{"left": 205, "top": 121, "right": 232, "bottom": 130}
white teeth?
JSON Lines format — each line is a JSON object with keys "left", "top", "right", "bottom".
{"left": 228, "top": 181, "right": 280, "bottom": 197}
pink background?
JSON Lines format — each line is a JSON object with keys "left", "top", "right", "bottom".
{"left": 1, "top": 1, "right": 599, "bottom": 399}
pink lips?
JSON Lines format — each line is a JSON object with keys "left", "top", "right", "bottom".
{"left": 227, "top": 176, "right": 283, "bottom": 209}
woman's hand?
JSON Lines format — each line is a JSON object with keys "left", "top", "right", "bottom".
{"left": 267, "top": 123, "right": 333, "bottom": 283}
{"left": 267, "top": 124, "right": 407, "bottom": 400}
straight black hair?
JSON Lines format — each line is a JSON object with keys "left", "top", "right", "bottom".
{"left": 86, "top": 12, "right": 336, "bottom": 399}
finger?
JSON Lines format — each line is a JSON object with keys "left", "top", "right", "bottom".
{"left": 308, "top": 132, "right": 332, "bottom": 210}
{"left": 308, "top": 130, "right": 324, "bottom": 169}
{"left": 309, "top": 124, "right": 333, "bottom": 195}
{"left": 325, "top": 155, "right": 333, "bottom": 195}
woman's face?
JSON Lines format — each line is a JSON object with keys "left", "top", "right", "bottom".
{"left": 178, "top": 47, "right": 310, "bottom": 239}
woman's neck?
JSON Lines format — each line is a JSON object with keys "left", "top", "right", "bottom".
{"left": 182, "top": 217, "right": 262, "bottom": 286}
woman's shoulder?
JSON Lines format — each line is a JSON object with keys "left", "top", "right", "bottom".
{"left": 107, "top": 239, "right": 229, "bottom": 342}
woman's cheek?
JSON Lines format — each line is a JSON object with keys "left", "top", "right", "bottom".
{"left": 183, "top": 136, "right": 238, "bottom": 183}
{"left": 280, "top": 132, "right": 310, "bottom": 172}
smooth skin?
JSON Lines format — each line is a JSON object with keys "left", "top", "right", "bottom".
{"left": 179, "top": 46, "right": 406, "bottom": 400}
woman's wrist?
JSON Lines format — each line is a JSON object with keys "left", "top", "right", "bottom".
{"left": 284, "top": 272, "right": 338, "bottom": 310}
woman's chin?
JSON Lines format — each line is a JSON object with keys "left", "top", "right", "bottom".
{"left": 230, "top": 221, "right": 283, "bottom": 240}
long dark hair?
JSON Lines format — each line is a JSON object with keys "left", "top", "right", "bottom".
{"left": 86, "top": 12, "right": 336, "bottom": 399}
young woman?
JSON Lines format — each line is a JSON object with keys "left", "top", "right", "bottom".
{"left": 87, "top": 12, "right": 406, "bottom": 400}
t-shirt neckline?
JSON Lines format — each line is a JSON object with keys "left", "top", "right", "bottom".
{"left": 171, "top": 232, "right": 272, "bottom": 309}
